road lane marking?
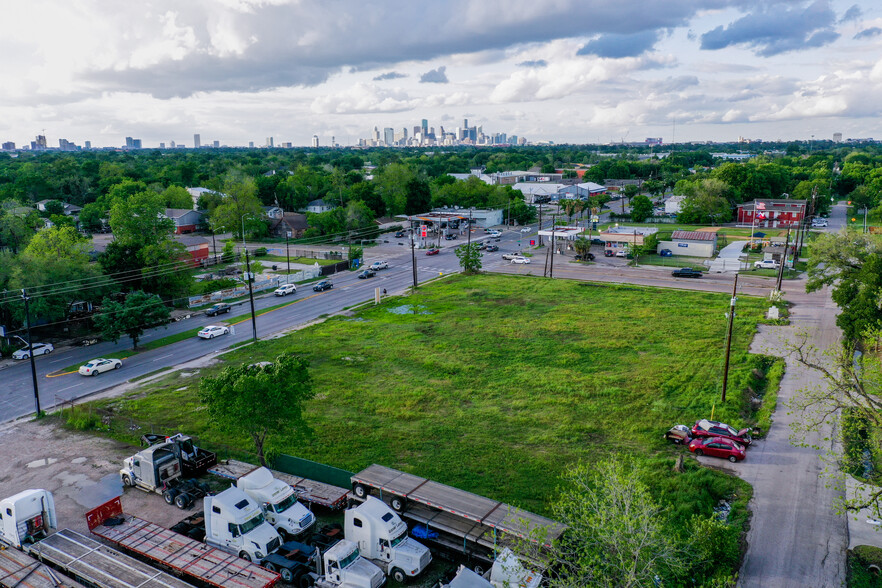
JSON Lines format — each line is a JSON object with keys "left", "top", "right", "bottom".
{"left": 58, "top": 383, "right": 83, "bottom": 392}
{"left": 152, "top": 354, "right": 174, "bottom": 362}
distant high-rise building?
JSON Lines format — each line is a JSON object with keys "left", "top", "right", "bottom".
{"left": 2, "top": 142, "right": 15, "bottom": 150}
{"left": 249, "top": 141, "right": 254, "bottom": 148}
{"left": 213, "top": 140, "right": 220, "bottom": 148}
{"left": 266, "top": 137, "right": 274, "bottom": 148}
{"left": 133, "top": 138, "right": 142, "bottom": 149}
{"left": 159, "top": 142, "right": 165, "bottom": 149}
{"left": 84, "top": 141, "right": 91, "bottom": 150}
{"left": 125, "top": 136, "right": 134, "bottom": 149}
{"left": 33, "top": 135, "right": 47, "bottom": 150}
{"left": 421, "top": 119, "right": 428, "bottom": 135}
{"left": 331, "top": 136, "right": 335, "bottom": 147}
{"left": 383, "top": 127, "right": 394, "bottom": 146}
{"left": 312, "top": 135, "right": 319, "bottom": 148}
{"left": 833, "top": 132, "right": 842, "bottom": 143}
{"left": 413, "top": 126, "right": 421, "bottom": 138}
{"left": 171, "top": 140, "right": 176, "bottom": 148}
{"left": 194, "top": 133, "right": 201, "bottom": 148}
{"left": 463, "top": 119, "right": 468, "bottom": 130}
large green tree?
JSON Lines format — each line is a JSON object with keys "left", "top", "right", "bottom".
{"left": 806, "top": 230, "right": 882, "bottom": 341}
{"left": 207, "top": 174, "right": 265, "bottom": 238}
{"left": 94, "top": 290, "right": 170, "bottom": 350}
{"left": 629, "top": 195, "right": 653, "bottom": 222}
{"left": 199, "top": 354, "right": 315, "bottom": 466}
{"left": 455, "top": 242, "right": 483, "bottom": 274}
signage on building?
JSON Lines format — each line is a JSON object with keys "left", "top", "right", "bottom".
{"left": 420, "top": 225, "right": 427, "bottom": 237}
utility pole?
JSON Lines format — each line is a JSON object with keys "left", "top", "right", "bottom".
{"left": 538, "top": 204, "right": 543, "bottom": 246}
{"left": 775, "top": 228, "right": 791, "bottom": 293}
{"left": 244, "top": 249, "right": 258, "bottom": 342}
{"left": 721, "top": 273, "right": 739, "bottom": 403}
{"left": 210, "top": 229, "right": 218, "bottom": 265}
{"left": 550, "top": 215, "right": 557, "bottom": 279}
{"left": 410, "top": 230, "right": 418, "bottom": 290}
{"left": 285, "top": 230, "right": 291, "bottom": 278}
{"left": 467, "top": 211, "right": 472, "bottom": 249}
{"left": 21, "top": 289, "right": 41, "bottom": 416}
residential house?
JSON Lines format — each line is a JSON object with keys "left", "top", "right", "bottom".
{"left": 306, "top": 199, "right": 334, "bottom": 214}
{"left": 665, "top": 195, "right": 686, "bottom": 215}
{"left": 164, "top": 208, "right": 205, "bottom": 234}
{"left": 598, "top": 226, "right": 658, "bottom": 254}
{"left": 263, "top": 206, "right": 284, "bottom": 220}
{"left": 35, "top": 200, "right": 82, "bottom": 216}
{"left": 270, "top": 212, "right": 309, "bottom": 239}
{"left": 174, "top": 235, "right": 210, "bottom": 266}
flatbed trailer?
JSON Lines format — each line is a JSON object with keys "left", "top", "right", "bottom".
{"left": 350, "top": 465, "right": 567, "bottom": 566}
{"left": 0, "top": 544, "right": 84, "bottom": 588}
{"left": 19, "top": 529, "right": 191, "bottom": 588}
{"left": 208, "top": 460, "right": 349, "bottom": 510}
{"left": 86, "top": 497, "right": 279, "bottom": 588}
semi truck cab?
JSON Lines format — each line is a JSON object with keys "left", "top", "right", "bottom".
{"left": 0, "top": 489, "right": 56, "bottom": 548}
{"left": 235, "top": 467, "right": 315, "bottom": 538}
{"left": 203, "top": 487, "right": 281, "bottom": 562}
{"left": 312, "top": 540, "right": 385, "bottom": 588}
{"left": 343, "top": 496, "right": 431, "bottom": 582}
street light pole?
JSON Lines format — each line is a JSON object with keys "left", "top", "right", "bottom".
{"left": 410, "top": 230, "right": 418, "bottom": 290}
{"left": 244, "top": 248, "right": 258, "bottom": 342}
{"left": 21, "top": 289, "right": 41, "bottom": 416}
{"left": 721, "top": 273, "right": 739, "bottom": 403}
{"left": 285, "top": 230, "right": 291, "bottom": 279}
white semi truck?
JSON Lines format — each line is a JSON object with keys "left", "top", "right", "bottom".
{"left": 235, "top": 466, "right": 315, "bottom": 539}
{"left": 304, "top": 539, "right": 385, "bottom": 588}
{"left": 343, "top": 497, "right": 431, "bottom": 583}
{"left": 440, "top": 549, "right": 541, "bottom": 588}
{"left": 119, "top": 440, "right": 209, "bottom": 509}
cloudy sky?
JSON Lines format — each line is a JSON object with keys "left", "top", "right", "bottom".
{"left": 2, "top": 0, "right": 882, "bottom": 148}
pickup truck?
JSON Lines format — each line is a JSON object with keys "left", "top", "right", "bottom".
{"left": 754, "top": 259, "right": 780, "bottom": 270}
{"left": 671, "top": 267, "right": 703, "bottom": 278}
{"left": 369, "top": 261, "right": 388, "bottom": 270}
{"left": 501, "top": 253, "right": 521, "bottom": 260}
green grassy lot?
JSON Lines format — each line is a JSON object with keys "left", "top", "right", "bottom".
{"left": 74, "top": 274, "right": 776, "bottom": 543}
{"left": 256, "top": 254, "right": 339, "bottom": 266}
{"left": 597, "top": 222, "right": 788, "bottom": 239}
{"left": 632, "top": 255, "right": 708, "bottom": 268}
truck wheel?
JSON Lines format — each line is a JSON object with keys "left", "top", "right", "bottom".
{"left": 390, "top": 496, "right": 406, "bottom": 512}
{"left": 264, "top": 562, "right": 277, "bottom": 573}
{"left": 122, "top": 475, "right": 133, "bottom": 487}
{"left": 473, "top": 564, "right": 485, "bottom": 576}
{"left": 391, "top": 568, "right": 406, "bottom": 583}
{"left": 353, "top": 483, "right": 367, "bottom": 499}
{"left": 299, "top": 575, "right": 314, "bottom": 588}
{"left": 239, "top": 552, "right": 251, "bottom": 562}
{"left": 280, "top": 567, "right": 294, "bottom": 583}
{"left": 163, "top": 489, "right": 179, "bottom": 505}
{"left": 175, "top": 493, "right": 191, "bottom": 509}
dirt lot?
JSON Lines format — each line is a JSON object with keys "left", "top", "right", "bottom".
{"left": 0, "top": 417, "right": 192, "bottom": 535}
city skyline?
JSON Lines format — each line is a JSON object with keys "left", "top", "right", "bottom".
{"left": 2, "top": 0, "right": 882, "bottom": 148}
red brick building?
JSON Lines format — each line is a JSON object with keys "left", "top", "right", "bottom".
{"left": 174, "top": 235, "right": 210, "bottom": 267}
{"left": 736, "top": 199, "right": 807, "bottom": 228}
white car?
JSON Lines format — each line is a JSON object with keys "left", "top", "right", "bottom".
{"left": 615, "top": 250, "right": 629, "bottom": 257}
{"left": 370, "top": 261, "right": 388, "bottom": 270}
{"left": 198, "top": 325, "right": 230, "bottom": 339}
{"left": 510, "top": 256, "right": 531, "bottom": 264}
{"left": 754, "top": 259, "right": 780, "bottom": 270}
{"left": 520, "top": 227, "right": 532, "bottom": 233}
{"left": 274, "top": 284, "right": 297, "bottom": 296}
{"left": 78, "top": 358, "right": 122, "bottom": 376}
{"left": 488, "top": 230, "right": 502, "bottom": 237}
{"left": 12, "top": 343, "right": 54, "bottom": 360}
{"left": 811, "top": 219, "right": 828, "bottom": 227}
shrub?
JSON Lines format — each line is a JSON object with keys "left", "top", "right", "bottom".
{"left": 254, "top": 247, "right": 268, "bottom": 257}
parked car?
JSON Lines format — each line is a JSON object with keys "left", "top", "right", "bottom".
{"left": 426, "top": 248, "right": 440, "bottom": 255}
{"left": 510, "top": 256, "right": 530, "bottom": 264}
{"left": 357, "top": 269, "right": 376, "bottom": 279}
{"left": 477, "top": 243, "right": 487, "bottom": 251}
{"left": 12, "top": 343, "right": 54, "bottom": 360}
{"left": 205, "top": 302, "right": 232, "bottom": 316}
{"left": 688, "top": 437, "right": 746, "bottom": 463}
{"left": 575, "top": 252, "right": 596, "bottom": 261}
{"left": 811, "top": 218, "right": 828, "bottom": 227}
{"left": 394, "top": 230, "right": 407, "bottom": 238}
{"left": 485, "top": 244, "right": 499, "bottom": 252}
{"left": 664, "top": 424, "right": 691, "bottom": 445}
{"left": 672, "top": 267, "right": 703, "bottom": 278}
{"left": 78, "top": 358, "right": 122, "bottom": 376}
{"left": 369, "top": 261, "right": 388, "bottom": 270}
{"left": 691, "top": 419, "right": 752, "bottom": 446}
{"left": 198, "top": 325, "right": 229, "bottom": 339}
{"left": 604, "top": 250, "right": 614, "bottom": 257}
{"left": 445, "top": 234, "right": 458, "bottom": 240}
{"left": 313, "top": 280, "right": 333, "bottom": 291}
{"left": 659, "top": 249, "right": 673, "bottom": 257}
{"left": 615, "top": 250, "right": 628, "bottom": 258}
{"left": 274, "top": 284, "right": 297, "bottom": 296}
{"left": 754, "top": 259, "right": 780, "bottom": 270}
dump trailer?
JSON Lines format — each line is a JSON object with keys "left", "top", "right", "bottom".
{"left": 140, "top": 433, "right": 218, "bottom": 477}
{"left": 350, "top": 465, "right": 567, "bottom": 569}
{"left": 86, "top": 496, "right": 280, "bottom": 588}
{"left": 209, "top": 460, "right": 349, "bottom": 510}
{"left": 0, "top": 489, "right": 191, "bottom": 588}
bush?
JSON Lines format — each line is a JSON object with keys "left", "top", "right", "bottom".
{"left": 849, "top": 546, "right": 882, "bottom": 588}
{"left": 254, "top": 247, "right": 268, "bottom": 257}
{"left": 192, "top": 278, "right": 239, "bottom": 296}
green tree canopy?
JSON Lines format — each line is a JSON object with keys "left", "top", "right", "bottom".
{"left": 198, "top": 354, "right": 315, "bottom": 465}
{"left": 94, "top": 290, "right": 170, "bottom": 350}
{"left": 161, "top": 185, "right": 194, "bottom": 209}
{"left": 207, "top": 174, "right": 265, "bottom": 238}
{"left": 455, "top": 242, "right": 483, "bottom": 274}
{"left": 629, "top": 194, "right": 653, "bottom": 222}
{"left": 109, "top": 190, "right": 174, "bottom": 248}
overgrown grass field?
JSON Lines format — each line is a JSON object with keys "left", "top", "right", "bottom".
{"left": 80, "top": 274, "right": 776, "bottom": 535}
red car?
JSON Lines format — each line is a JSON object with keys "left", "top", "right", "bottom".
{"left": 426, "top": 248, "right": 440, "bottom": 255}
{"left": 689, "top": 436, "right": 746, "bottom": 463}
{"left": 691, "top": 419, "right": 752, "bottom": 446}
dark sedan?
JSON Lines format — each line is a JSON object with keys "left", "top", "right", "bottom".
{"left": 426, "top": 248, "right": 440, "bottom": 255}
{"left": 313, "top": 280, "right": 333, "bottom": 291}
{"left": 357, "top": 269, "right": 376, "bottom": 279}
{"left": 205, "top": 303, "right": 231, "bottom": 317}
{"left": 485, "top": 245, "right": 499, "bottom": 252}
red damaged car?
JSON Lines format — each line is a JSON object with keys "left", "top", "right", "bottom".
{"left": 691, "top": 419, "right": 752, "bottom": 446}
{"left": 689, "top": 436, "right": 746, "bottom": 463}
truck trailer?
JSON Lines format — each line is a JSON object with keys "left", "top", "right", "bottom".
{"left": 349, "top": 465, "right": 566, "bottom": 570}
{"left": 209, "top": 460, "right": 349, "bottom": 510}
{"left": 86, "top": 495, "right": 280, "bottom": 588}
{"left": 0, "top": 489, "right": 193, "bottom": 588}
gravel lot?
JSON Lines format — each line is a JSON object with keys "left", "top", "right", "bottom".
{"left": 0, "top": 417, "right": 192, "bottom": 536}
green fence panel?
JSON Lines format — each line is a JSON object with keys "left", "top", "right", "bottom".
{"left": 272, "top": 453, "right": 354, "bottom": 489}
